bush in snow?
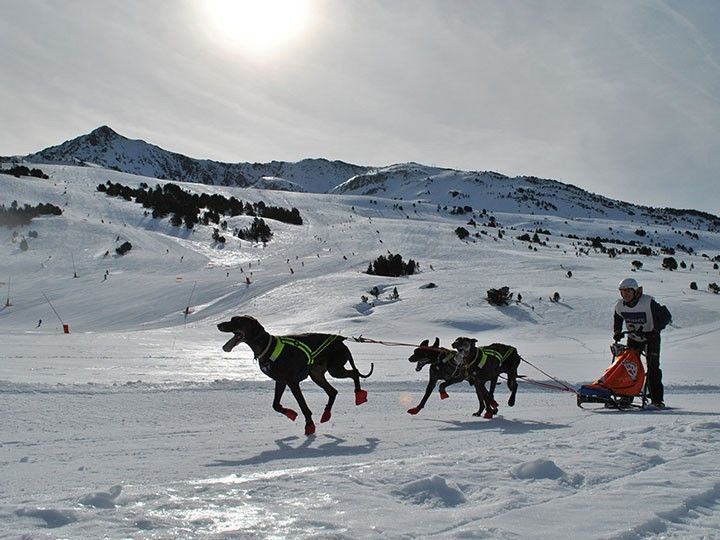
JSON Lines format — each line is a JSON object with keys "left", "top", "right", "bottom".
{"left": 487, "top": 286, "right": 513, "bottom": 306}
{"left": 236, "top": 218, "right": 272, "bottom": 243}
{"left": 116, "top": 241, "right": 132, "bottom": 256}
{"left": 662, "top": 257, "right": 678, "bottom": 271}
{"left": 690, "top": 282, "right": 698, "bottom": 290}
{"left": 366, "top": 253, "right": 417, "bottom": 277}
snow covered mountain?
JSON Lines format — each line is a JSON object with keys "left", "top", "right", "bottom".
{"left": 16, "top": 125, "right": 368, "bottom": 193}
{"left": 7, "top": 126, "right": 719, "bottom": 234}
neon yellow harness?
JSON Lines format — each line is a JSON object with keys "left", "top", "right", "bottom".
{"left": 465, "top": 346, "right": 515, "bottom": 375}
{"left": 268, "top": 335, "right": 339, "bottom": 365}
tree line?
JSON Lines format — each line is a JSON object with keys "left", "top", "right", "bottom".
{"left": 0, "top": 201, "right": 63, "bottom": 228}
{"left": 97, "top": 181, "right": 303, "bottom": 232}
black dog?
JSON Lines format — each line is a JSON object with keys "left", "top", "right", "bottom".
{"left": 451, "top": 337, "right": 522, "bottom": 418}
{"left": 218, "top": 315, "right": 373, "bottom": 435}
{"left": 406, "top": 338, "right": 466, "bottom": 415}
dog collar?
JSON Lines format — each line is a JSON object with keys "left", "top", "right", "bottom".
{"left": 256, "top": 335, "right": 274, "bottom": 362}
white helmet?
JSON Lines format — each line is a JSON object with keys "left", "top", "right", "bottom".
{"left": 618, "top": 278, "right": 639, "bottom": 290}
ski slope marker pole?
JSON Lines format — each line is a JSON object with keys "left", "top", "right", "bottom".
{"left": 42, "top": 291, "right": 69, "bottom": 333}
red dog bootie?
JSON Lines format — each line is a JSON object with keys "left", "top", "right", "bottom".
{"left": 407, "top": 407, "right": 421, "bottom": 415}
{"left": 282, "top": 408, "right": 298, "bottom": 421}
{"left": 320, "top": 407, "right": 332, "bottom": 423}
{"left": 305, "top": 422, "right": 316, "bottom": 436}
{"left": 440, "top": 390, "right": 449, "bottom": 400}
{"left": 355, "top": 389, "right": 368, "bottom": 405}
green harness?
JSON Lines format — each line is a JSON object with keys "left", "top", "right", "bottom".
{"left": 268, "top": 335, "right": 339, "bottom": 365}
{"left": 465, "top": 346, "right": 515, "bottom": 375}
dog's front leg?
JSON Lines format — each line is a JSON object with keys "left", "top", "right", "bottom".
{"left": 287, "top": 382, "right": 315, "bottom": 436}
{"left": 440, "top": 374, "right": 464, "bottom": 399}
{"left": 473, "top": 381, "right": 495, "bottom": 419}
{"left": 272, "top": 381, "right": 298, "bottom": 422}
{"left": 487, "top": 376, "right": 500, "bottom": 411}
{"left": 408, "top": 375, "right": 438, "bottom": 415}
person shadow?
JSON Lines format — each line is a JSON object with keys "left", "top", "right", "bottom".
{"left": 206, "top": 434, "right": 380, "bottom": 467}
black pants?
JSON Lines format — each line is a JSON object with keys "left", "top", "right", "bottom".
{"left": 628, "top": 334, "right": 663, "bottom": 403}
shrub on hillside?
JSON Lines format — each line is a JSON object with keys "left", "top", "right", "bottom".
{"left": 0, "top": 201, "right": 62, "bottom": 228}
{"left": 662, "top": 257, "right": 678, "bottom": 271}
{"left": 236, "top": 218, "right": 272, "bottom": 243}
{"left": 690, "top": 282, "right": 698, "bottom": 290}
{"left": 116, "top": 241, "right": 132, "bottom": 256}
{"left": 1, "top": 166, "right": 49, "bottom": 179}
{"left": 455, "top": 227, "right": 470, "bottom": 240}
{"left": 366, "top": 253, "right": 417, "bottom": 277}
{"left": 487, "top": 286, "right": 513, "bottom": 306}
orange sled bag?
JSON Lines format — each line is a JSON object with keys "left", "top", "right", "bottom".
{"left": 577, "top": 347, "right": 646, "bottom": 408}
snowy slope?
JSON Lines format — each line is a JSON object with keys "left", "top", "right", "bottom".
{"left": 1, "top": 164, "right": 720, "bottom": 538}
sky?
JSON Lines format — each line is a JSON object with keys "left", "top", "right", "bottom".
{"left": 1, "top": 0, "right": 719, "bottom": 214}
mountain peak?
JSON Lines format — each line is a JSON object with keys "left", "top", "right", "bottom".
{"left": 87, "top": 125, "right": 121, "bottom": 144}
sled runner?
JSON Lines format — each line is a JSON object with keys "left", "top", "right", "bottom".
{"left": 577, "top": 339, "right": 649, "bottom": 410}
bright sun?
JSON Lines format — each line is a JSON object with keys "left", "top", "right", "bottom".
{"left": 202, "top": 0, "right": 312, "bottom": 58}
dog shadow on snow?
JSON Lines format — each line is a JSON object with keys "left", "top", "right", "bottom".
{"left": 434, "top": 416, "right": 567, "bottom": 434}
{"left": 207, "top": 434, "right": 380, "bottom": 467}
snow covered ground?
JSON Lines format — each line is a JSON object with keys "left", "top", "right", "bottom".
{"left": 2, "top": 165, "right": 720, "bottom": 538}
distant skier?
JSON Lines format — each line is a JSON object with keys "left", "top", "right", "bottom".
{"left": 37, "top": 319, "right": 42, "bottom": 328}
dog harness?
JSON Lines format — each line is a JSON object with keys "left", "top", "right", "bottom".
{"left": 465, "top": 346, "right": 516, "bottom": 373}
{"left": 266, "top": 335, "right": 339, "bottom": 365}
{"left": 440, "top": 350, "right": 456, "bottom": 363}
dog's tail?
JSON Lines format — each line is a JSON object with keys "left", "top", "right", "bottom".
{"left": 339, "top": 335, "right": 374, "bottom": 378}
{"left": 349, "top": 355, "right": 374, "bottom": 378}
{"left": 360, "top": 363, "right": 374, "bottom": 378}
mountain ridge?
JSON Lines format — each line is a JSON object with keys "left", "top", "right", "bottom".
{"left": 2, "top": 125, "right": 718, "bottom": 230}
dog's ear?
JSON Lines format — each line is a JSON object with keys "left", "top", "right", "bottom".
{"left": 245, "top": 316, "right": 263, "bottom": 338}
{"left": 432, "top": 337, "right": 440, "bottom": 348}
{"left": 420, "top": 339, "right": 429, "bottom": 347}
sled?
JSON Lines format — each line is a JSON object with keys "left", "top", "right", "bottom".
{"left": 577, "top": 341, "right": 649, "bottom": 410}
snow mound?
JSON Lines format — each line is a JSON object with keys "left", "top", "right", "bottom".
{"left": 510, "top": 458, "right": 565, "bottom": 480}
{"left": 79, "top": 484, "right": 123, "bottom": 508}
{"left": 393, "top": 474, "right": 466, "bottom": 507}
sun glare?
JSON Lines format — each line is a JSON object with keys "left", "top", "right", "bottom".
{"left": 202, "top": 0, "right": 312, "bottom": 58}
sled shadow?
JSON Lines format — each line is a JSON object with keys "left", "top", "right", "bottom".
{"left": 588, "top": 407, "right": 718, "bottom": 417}
{"left": 435, "top": 417, "right": 567, "bottom": 434}
{"left": 441, "top": 319, "right": 501, "bottom": 333}
{"left": 493, "top": 305, "right": 538, "bottom": 324}
{"left": 206, "top": 434, "right": 380, "bottom": 467}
